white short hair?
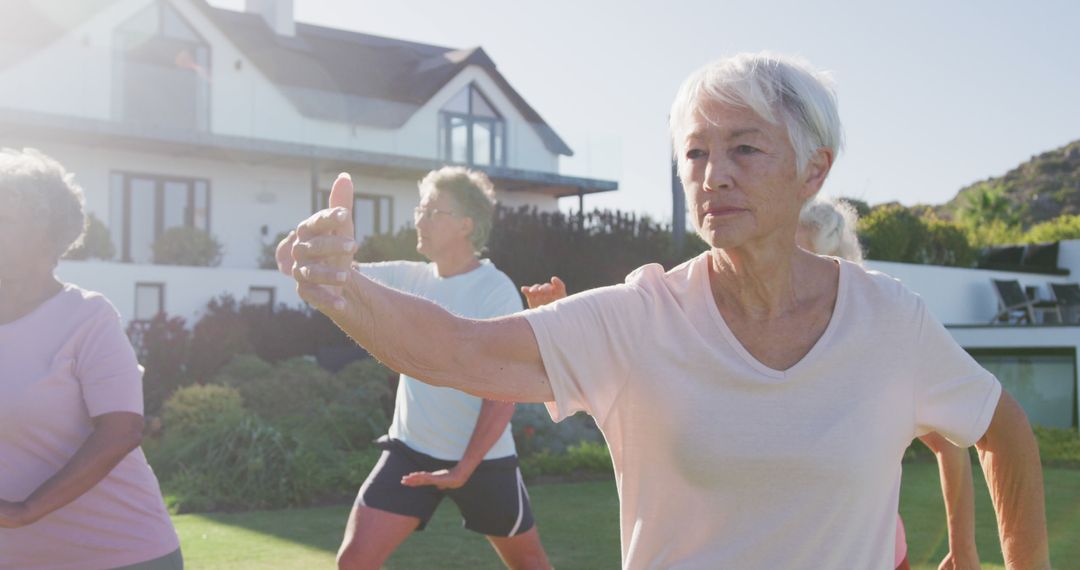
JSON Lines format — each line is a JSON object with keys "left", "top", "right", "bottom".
{"left": 669, "top": 52, "right": 844, "bottom": 176}
{"left": 799, "top": 197, "right": 863, "bottom": 264}
{"left": 0, "top": 148, "right": 86, "bottom": 259}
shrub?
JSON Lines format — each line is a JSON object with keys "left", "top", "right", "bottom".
{"left": 859, "top": 204, "right": 928, "bottom": 263}
{"left": 152, "top": 226, "right": 223, "bottom": 266}
{"left": 520, "top": 441, "right": 613, "bottom": 480}
{"left": 187, "top": 295, "right": 253, "bottom": 382}
{"left": 213, "top": 355, "right": 337, "bottom": 420}
{"left": 355, "top": 227, "right": 425, "bottom": 263}
{"left": 512, "top": 404, "right": 602, "bottom": 457}
{"left": 923, "top": 217, "right": 977, "bottom": 267}
{"left": 1034, "top": 426, "right": 1080, "bottom": 467}
{"left": 258, "top": 230, "right": 291, "bottom": 270}
{"left": 128, "top": 312, "right": 190, "bottom": 416}
{"left": 1025, "top": 215, "right": 1080, "bottom": 243}
{"left": 160, "top": 384, "right": 245, "bottom": 435}
{"left": 64, "top": 212, "right": 115, "bottom": 260}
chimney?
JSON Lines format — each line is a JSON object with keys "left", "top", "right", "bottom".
{"left": 245, "top": 0, "right": 295, "bottom": 36}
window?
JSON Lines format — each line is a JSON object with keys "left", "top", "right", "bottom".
{"left": 246, "top": 286, "right": 275, "bottom": 308}
{"left": 969, "top": 348, "right": 1077, "bottom": 429}
{"left": 111, "top": 172, "right": 210, "bottom": 263}
{"left": 314, "top": 190, "right": 392, "bottom": 244}
{"left": 439, "top": 84, "right": 505, "bottom": 167}
{"left": 113, "top": 1, "right": 210, "bottom": 130}
{"left": 134, "top": 282, "right": 165, "bottom": 321}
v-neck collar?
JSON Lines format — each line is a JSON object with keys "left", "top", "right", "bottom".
{"left": 697, "top": 254, "right": 849, "bottom": 381}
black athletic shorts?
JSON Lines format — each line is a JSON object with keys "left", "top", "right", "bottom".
{"left": 356, "top": 437, "right": 535, "bottom": 537}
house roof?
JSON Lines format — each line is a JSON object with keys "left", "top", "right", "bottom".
{"left": 0, "top": 0, "right": 574, "bottom": 156}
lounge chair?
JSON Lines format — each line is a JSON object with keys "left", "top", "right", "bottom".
{"left": 1050, "top": 283, "right": 1080, "bottom": 324}
{"left": 990, "top": 279, "right": 1061, "bottom": 324}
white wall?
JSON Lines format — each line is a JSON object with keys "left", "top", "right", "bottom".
{"left": 56, "top": 260, "right": 300, "bottom": 324}
{"left": 865, "top": 260, "right": 1074, "bottom": 325}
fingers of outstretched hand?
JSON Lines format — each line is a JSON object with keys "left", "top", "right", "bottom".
{"left": 291, "top": 235, "right": 357, "bottom": 261}
{"left": 328, "top": 172, "right": 354, "bottom": 211}
{"left": 296, "top": 207, "right": 351, "bottom": 241}
{"left": 400, "top": 471, "right": 434, "bottom": 487}
{"left": 296, "top": 282, "right": 345, "bottom": 312}
{"left": 275, "top": 231, "right": 298, "bottom": 276}
{"left": 293, "top": 263, "right": 350, "bottom": 285}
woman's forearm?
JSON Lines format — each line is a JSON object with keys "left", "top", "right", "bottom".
{"left": 21, "top": 412, "right": 144, "bottom": 525}
{"left": 330, "top": 269, "right": 552, "bottom": 403}
{"left": 976, "top": 393, "right": 1049, "bottom": 569}
{"left": 920, "top": 433, "right": 979, "bottom": 559}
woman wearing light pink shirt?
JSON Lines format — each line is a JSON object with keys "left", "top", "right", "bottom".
{"left": 0, "top": 149, "right": 181, "bottom": 569}
{"left": 285, "top": 53, "right": 1048, "bottom": 569}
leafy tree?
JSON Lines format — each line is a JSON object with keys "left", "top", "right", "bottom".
{"left": 956, "top": 182, "right": 1024, "bottom": 229}
{"left": 858, "top": 204, "right": 928, "bottom": 263}
{"left": 258, "top": 231, "right": 290, "bottom": 270}
{"left": 1024, "top": 214, "right": 1080, "bottom": 243}
{"left": 127, "top": 313, "right": 191, "bottom": 415}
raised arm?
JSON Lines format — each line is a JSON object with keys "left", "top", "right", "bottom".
{"left": 974, "top": 391, "right": 1049, "bottom": 569}
{"left": 918, "top": 432, "right": 979, "bottom": 569}
{"left": 287, "top": 174, "right": 553, "bottom": 403}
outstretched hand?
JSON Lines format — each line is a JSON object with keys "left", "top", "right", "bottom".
{"left": 521, "top": 276, "right": 567, "bottom": 309}
{"left": 401, "top": 468, "right": 471, "bottom": 490}
{"left": 289, "top": 173, "right": 358, "bottom": 312}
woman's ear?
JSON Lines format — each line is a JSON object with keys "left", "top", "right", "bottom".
{"left": 800, "top": 147, "right": 834, "bottom": 201}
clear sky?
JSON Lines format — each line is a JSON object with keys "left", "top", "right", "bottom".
{"left": 214, "top": 0, "right": 1080, "bottom": 223}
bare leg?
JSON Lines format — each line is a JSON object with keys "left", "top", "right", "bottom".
{"left": 336, "top": 504, "right": 421, "bottom": 570}
{"left": 487, "top": 527, "right": 553, "bottom": 570}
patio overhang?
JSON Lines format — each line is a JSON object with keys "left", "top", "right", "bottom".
{"left": 0, "top": 108, "right": 618, "bottom": 199}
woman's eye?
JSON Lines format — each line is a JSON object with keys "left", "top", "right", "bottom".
{"left": 734, "top": 145, "right": 760, "bottom": 155}
{"left": 685, "top": 149, "right": 706, "bottom": 160}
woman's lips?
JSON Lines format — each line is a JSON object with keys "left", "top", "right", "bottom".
{"left": 705, "top": 207, "right": 746, "bottom": 217}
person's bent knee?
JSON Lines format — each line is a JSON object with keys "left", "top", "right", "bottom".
{"left": 336, "top": 542, "right": 382, "bottom": 570}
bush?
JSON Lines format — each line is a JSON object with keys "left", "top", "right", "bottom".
{"left": 187, "top": 295, "right": 253, "bottom": 382}
{"left": 258, "top": 230, "right": 291, "bottom": 270}
{"left": 152, "top": 226, "right": 223, "bottom": 266}
{"left": 64, "top": 212, "right": 115, "bottom": 260}
{"left": 1025, "top": 215, "right": 1080, "bottom": 243}
{"left": 161, "top": 384, "right": 246, "bottom": 435}
{"left": 512, "top": 405, "right": 601, "bottom": 457}
{"left": 520, "top": 441, "right": 613, "bottom": 480}
{"left": 355, "top": 227, "right": 425, "bottom": 263}
{"left": 213, "top": 355, "right": 338, "bottom": 420}
{"left": 859, "top": 204, "right": 928, "bottom": 263}
{"left": 128, "top": 312, "right": 191, "bottom": 416}
{"left": 1034, "top": 426, "right": 1080, "bottom": 467}
{"left": 923, "top": 217, "right": 977, "bottom": 267}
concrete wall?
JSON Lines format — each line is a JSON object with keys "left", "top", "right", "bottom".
{"left": 865, "top": 259, "right": 1075, "bottom": 326}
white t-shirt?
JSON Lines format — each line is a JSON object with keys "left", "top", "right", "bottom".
{"left": 524, "top": 253, "right": 1001, "bottom": 570}
{"left": 359, "top": 259, "right": 522, "bottom": 461}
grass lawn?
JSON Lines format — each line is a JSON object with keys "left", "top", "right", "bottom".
{"left": 174, "top": 463, "right": 1080, "bottom": 569}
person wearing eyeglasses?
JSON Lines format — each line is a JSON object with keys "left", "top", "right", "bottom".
{"left": 278, "top": 166, "right": 551, "bottom": 570}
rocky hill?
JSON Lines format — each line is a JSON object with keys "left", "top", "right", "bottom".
{"left": 942, "top": 139, "right": 1080, "bottom": 226}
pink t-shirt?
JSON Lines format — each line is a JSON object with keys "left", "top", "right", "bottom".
{"left": 525, "top": 254, "right": 1000, "bottom": 569}
{"left": 0, "top": 285, "right": 179, "bottom": 570}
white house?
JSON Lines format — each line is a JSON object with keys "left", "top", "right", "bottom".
{"left": 0, "top": 0, "right": 616, "bottom": 321}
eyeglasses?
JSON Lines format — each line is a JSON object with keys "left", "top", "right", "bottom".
{"left": 413, "top": 206, "right": 461, "bottom": 220}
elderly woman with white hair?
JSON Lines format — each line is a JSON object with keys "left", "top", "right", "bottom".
{"left": 0, "top": 149, "right": 181, "bottom": 569}
{"left": 285, "top": 53, "right": 1048, "bottom": 568}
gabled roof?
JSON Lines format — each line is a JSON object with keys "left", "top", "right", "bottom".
{"left": 0, "top": 0, "right": 574, "bottom": 156}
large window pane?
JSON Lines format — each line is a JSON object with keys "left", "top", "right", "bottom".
{"left": 110, "top": 173, "right": 125, "bottom": 255}
{"left": 971, "top": 351, "right": 1076, "bottom": 429}
{"left": 129, "top": 178, "right": 156, "bottom": 263}
{"left": 163, "top": 180, "right": 189, "bottom": 230}
{"left": 449, "top": 116, "right": 469, "bottom": 164}
{"left": 193, "top": 181, "right": 209, "bottom": 230}
{"left": 355, "top": 196, "right": 376, "bottom": 243}
{"left": 473, "top": 121, "right": 492, "bottom": 166}
{"left": 471, "top": 88, "right": 498, "bottom": 118}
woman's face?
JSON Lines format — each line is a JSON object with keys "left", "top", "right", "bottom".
{"left": 0, "top": 195, "right": 55, "bottom": 279}
{"left": 676, "top": 99, "right": 828, "bottom": 251}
